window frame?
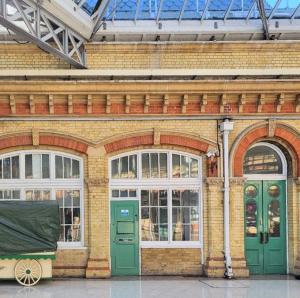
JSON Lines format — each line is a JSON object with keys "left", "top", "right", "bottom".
{"left": 0, "top": 150, "right": 84, "bottom": 248}
{"left": 109, "top": 149, "right": 203, "bottom": 248}
{"left": 243, "top": 142, "right": 287, "bottom": 180}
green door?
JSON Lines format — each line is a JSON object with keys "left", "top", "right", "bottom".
{"left": 110, "top": 200, "right": 139, "bottom": 276}
{"left": 244, "top": 180, "right": 286, "bottom": 274}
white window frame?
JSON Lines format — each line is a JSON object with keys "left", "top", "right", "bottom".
{"left": 244, "top": 142, "right": 287, "bottom": 181}
{"left": 0, "top": 150, "right": 84, "bottom": 248}
{"left": 109, "top": 149, "right": 203, "bottom": 248}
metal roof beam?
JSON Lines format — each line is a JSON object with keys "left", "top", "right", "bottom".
{"left": 246, "top": 1, "right": 256, "bottom": 22}
{"left": 201, "top": 0, "right": 211, "bottom": 22}
{"left": 224, "top": 0, "right": 235, "bottom": 21}
{"left": 256, "top": 0, "right": 270, "bottom": 39}
{"left": 156, "top": 0, "right": 164, "bottom": 23}
{"left": 0, "top": 0, "right": 86, "bottom": 68}
{"left": 291, "top": 4, "right": 300, "bottom": 22}
{"left": 91, "top": 0, "right": 111, "bottom": 39}
{"left": 179, "top": 0, "right": 188, "bottom": 23}
{"left": 268, "top": 0, "right": 281, "bottom": 20}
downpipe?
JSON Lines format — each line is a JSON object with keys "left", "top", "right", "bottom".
{"left": 220, "top": 119, "right": 234, "bottom": 279}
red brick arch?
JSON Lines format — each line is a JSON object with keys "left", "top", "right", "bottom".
{"left": 104, "top": 134, "right": 211, "bottom": 154}
{"left": 0, "top": 134, "right": 88, "bottom": 154}
{"left": 232, "top": 125, "right": 300, "bottom": 177}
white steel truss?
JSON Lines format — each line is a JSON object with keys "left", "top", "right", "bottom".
{"left": 0, "top": 0, "right": 87, "bottom": 68}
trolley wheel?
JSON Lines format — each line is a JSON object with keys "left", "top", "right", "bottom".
{"left": 14, "top": 259, "right": 42, "bottom": 287}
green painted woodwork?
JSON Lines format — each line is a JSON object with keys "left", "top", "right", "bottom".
{"left": 0, "top": 254, "right": 56, "bottom": 260}
{"left": 244, "top": 180, "right": 286, "bottom": 274}
{"left": 110, "top": 200, "right": 139, "bottom": 276}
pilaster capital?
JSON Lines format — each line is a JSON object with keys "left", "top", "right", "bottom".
{"left": 230, "top": 177, "right": 246, "bottom": 186}
{"left": 205, "top": 177, "right": 224, "bottom": 191}
{"left": 85, "top": 177, "right": 109, "bottom": 190}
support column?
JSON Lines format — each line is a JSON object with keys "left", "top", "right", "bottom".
{"left": 204, "top": 177, "right": 225, "bottom": 277}
{"left": 229, "top": 178, "right": 249, "bottom": 277}
{"left": 85, "top": 147, "right": 110, "bottom": 278}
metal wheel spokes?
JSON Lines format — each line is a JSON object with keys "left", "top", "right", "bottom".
{"left": 14, "top": 259, "right": 42, "bottom": 287}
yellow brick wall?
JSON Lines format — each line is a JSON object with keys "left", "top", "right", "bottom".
{"left": 2, "top": 41, "right": 300, "bottom": 69}
{"left": 141, "top": 248, "right": 202, "bottom": 275}
{"left": 0, "top": 118, "right": 298, "bottom": 277}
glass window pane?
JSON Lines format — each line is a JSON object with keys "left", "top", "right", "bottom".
{"left": 12, "top": 190, "right": 20, "bottom": 200}
{"left": 159, "top": 225, "right": 168, "bottom": 241}
{"left": 129, "top": 190, "right": 136, "bottom": 197}
{"left": 159, "top": 153, "right": 168, "bottom": 178}
{"left": 150, "top": 190, "right": 158, "bottom": 206}
{"left": 0, "top": 191, "right": 2, "bottom": 199}
{"left": 11, "top": 156, "right": 19, "bottom": 179}
{"left": 129, "top": 155, "right": 137, "bottom": 178}
{"left": 120, "top": 156, "right": 128, "bottom": 178}
{"left": 150, "top": 208, "right": 158, "bottom": 226}
{"left": 42, "top": 154, "right": 50, "bottom": 179}
{"left": 55, "top": 156, "right": 63, "bottom": 178}
{"left": 111, "top": 159, "right": 119, "bottom": 179}
{"left": 141, "top": 190, "right": 149, "bottom": 206}
{"left": 64, "top": 209, "right": 72, "bottom": 225}
{"left": 43, "top": 190, "right": 51, "bottom": 200}
{"left": 160, "top": 207, "right": 168, "bottom": 224}
{"left": 172, "top": 190, "right": 181, "bottom": 206}
{"left": 25, "top": 154, "right": 33, "bottom": 178}
{"left": 172, "top": 154, "right": 180, "bottom": 178}
{"left": 159, "top": 190, "right": 167, "bottom": 206}
{"left": 112, "top": 189, "right": 119, "bottom": 198}
{"left": 64, "top": 191, "right": 72, "bottom": 207}
{"left": 32, "top": 154, "right": 42, "bottom": 179}
{"left": 56, "top": 190, "right": 64, "bottom": 207}
{"left": 190, "top": 158, "right": 198, "bottom": 178}
{"left": 25, "top": 190, "right": 33, "bottom": 201}
{"left": 244, "top": 145, "right": 283, "bottom": 174}
{"left": 72, "top": 225, "right": 81, "bottom": 242}
{"left": 3, "top": 158, "right": 11, "bottom": 179}
{"left": 181, "top": 156, "right": 189, "bottom": 178}
{"left": 0, "top": 160, "right": 2, "bottom": 179}
{"left": 72, "top": 159, "right": 80, "bottom": 178}
{"left": 120, "top": 190, "right": 128, "bottom": 197}
{"left": 150, "top": 153, "right": 159, "bottom": 178}
{"left": 64, "top": 157, "right": 71, "bottom": 178}
{"left": 142, "top": 153, "right": 150, "bottom": 178}
{"left": 72, "top": 190, "right": 80, "bottom": 207}
{"left": 268, "top": 199, "right": 280, "bottom": 237}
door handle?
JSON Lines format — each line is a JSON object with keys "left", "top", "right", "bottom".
{"left": 265, "top": 232, "right": 269, "bottom": 244}
{"left": 260, "top": 232, "right": 264, "bottom": 244}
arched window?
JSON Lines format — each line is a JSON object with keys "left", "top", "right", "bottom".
{"left": 243, "top": 143, "right": 285, "bottom": 176}
{"left": 110, "top": 150, "right": 202, "bottom": 247}
{"left": 0, "top": 150, "right": 83, "bottom": 247}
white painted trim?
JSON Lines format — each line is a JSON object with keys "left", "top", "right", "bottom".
{"left": 2, "top": 68, "right": 300, "bottom": 77}
{"left": 109, "top": 149, "right": 203, "bottom": 249}
{"left": 0, "top": 149, "right": 84, "bottom": 248}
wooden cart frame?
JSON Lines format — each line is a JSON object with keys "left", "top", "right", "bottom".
{"left": 0, "top": 252, "right": 55, "bottom": 286}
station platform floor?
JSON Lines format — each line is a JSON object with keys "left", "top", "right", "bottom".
{"left": 1, "top": 276, "right": 299, "bottom": 298}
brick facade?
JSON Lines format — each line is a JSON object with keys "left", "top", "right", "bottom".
{"left": 1, "top": 41, "right": 300, "bottom": 278}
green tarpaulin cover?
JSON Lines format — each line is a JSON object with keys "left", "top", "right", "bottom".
{"left": 0, "top": 201, "right": 60, "bottom": 256}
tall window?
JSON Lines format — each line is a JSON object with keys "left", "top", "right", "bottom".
{"left": 0, "top": 151, "right": 83, "bottom": 247}
{"left": 110, "top": 150, "right": 202, "bottom": 247}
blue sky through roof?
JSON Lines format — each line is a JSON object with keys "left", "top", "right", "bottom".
{"left": 104, "top": 0, "right": 300, "bottom": 21}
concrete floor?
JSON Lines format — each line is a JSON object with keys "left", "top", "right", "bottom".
{"left": 1, "top": 276, "right": 300, "bottom": 298}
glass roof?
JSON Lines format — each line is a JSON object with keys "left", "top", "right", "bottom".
{"left": 104, "top": 0, "right": 300, "bottom": 21}
{"left": 74, "top": 0, "right": 102, "bottom": 16}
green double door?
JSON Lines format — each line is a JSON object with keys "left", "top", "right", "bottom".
{"left": 244, "top": 180, "right": 287, "bottom": 274}
{"left": 110, "top": 200, "right": 139, "bottom": 276}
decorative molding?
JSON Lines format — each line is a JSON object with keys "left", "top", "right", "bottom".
{"left": 238, "top": 94, "right": 246, "bottom": 113}
{"left": 29, "top": 95, "right": 35, "bottom": 114}
{"left": 205, "top": 177, "right": 224, "bottom": 186}
{"left": 85, "top": 178, "right": 109, "bottom": 190}
{"left": 296, "top": 95, "right": 300, "bottom": 113}
{"left": 276, "top": 93, "right": 284, "bottom": 113}
{"left": 32, "top": 129, "right": 39, "bottom": 146}
{"left": 257, "top": 94, "right": 265, "bottom": 113}
{"left": 49, "top": 95, "right": 54, "bottom": 114}
{"left": 68, "top": 95, "right": 73, "bottom": 114}
{"left": 87, "top": 95, "right": 92, "bottom": 114}
{"left": 230, "top": 177, "right": 246, "bottom": 186}
{"left": 220, "top": 94, "right": 227, "bottom": 113}
{"left": 200, "top": 94, "right": 208, "bottom": 113}
{"left": 125, "top": 95, "right": 131, "bottom": 114}
{"left": 144, "top": 95, "right": 150, "bottom": 113}
{"left": 153, "top": 128, "right": 161, "bottom": 145}
{"left": 163, "top": 95, "right": 169, "bottom": 114}
{"left": 268, "top": 119, "right": 277, "bottom": 137}
{"left": 106, "top": 95, "right": 111, "bottom": 114}
{"left": 181, "top": 94, "right": 188, "bottom": 114}
{"left": 9, "top": 95, "right": 15, "bottom": 114}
